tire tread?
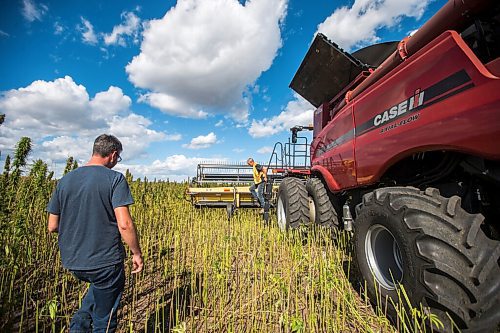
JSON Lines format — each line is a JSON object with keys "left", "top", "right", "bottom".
{"left": 306, "top": 178, "right": 338, "bottom": 228}
{"left": 357, "top": 186, "right": 500, "bottom": 332}
{"left": 278, "top": 178, "right": 309, "bottom": 229}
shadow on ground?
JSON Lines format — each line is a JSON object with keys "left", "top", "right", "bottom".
{"left": 141, "top": 272, "right": 203, "bottom": 332}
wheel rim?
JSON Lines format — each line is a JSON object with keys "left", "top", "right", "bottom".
{"left": 308, "top": 196, "right": 315, "bottom": 224}
{"left": 277, "top": 196, "right": 286, "bottom": 231}
{"left": 365, "top": 224, "right": 403, "bottom": 290}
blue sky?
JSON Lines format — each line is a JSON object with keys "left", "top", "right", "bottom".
{"left": 0, "top": 0, "right": 445, "bottom": 180}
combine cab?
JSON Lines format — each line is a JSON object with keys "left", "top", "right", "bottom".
{"left": 279, "top": 0, "right": 500, "bottom": 331}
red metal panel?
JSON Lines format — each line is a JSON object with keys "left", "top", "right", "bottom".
{"left": 313, "top": 103, "right": 330, "bottom": 134}
{"left": 352, "top": 31, "right": 500, "bottom": 186}
{"left": 311, "top": 105, "right": 357, "bottom": 190}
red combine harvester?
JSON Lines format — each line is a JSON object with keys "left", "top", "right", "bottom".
{"left": 274, "top": 0, "right": 500, "bottom": 331}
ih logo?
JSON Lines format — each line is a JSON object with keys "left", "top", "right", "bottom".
{"left": 373, "top": 89, "right": 424, "bottom": 127}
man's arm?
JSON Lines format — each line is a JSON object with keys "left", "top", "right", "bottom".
{"left": 256, "top": 164, "right": 268, "bottom": 182}
{"left": 262, "top": 166, "right": 268, "bottom": 181}
{"left": 115, "top": 206, "right": 144, "bottom": 273}
{"left": 48, "top": 214, "right": 59, "bottom": 233}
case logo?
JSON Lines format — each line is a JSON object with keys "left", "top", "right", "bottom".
{"left": 373, "top": 89, "right": 424, "bottom": 127}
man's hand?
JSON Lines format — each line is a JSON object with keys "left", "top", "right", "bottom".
{"left": 131, "top": 253, "right": 144, "bottom": 273}
{"left": 48, "top": 214, "right": 59, "bottom": 233}
{"left": 115, "top": 206, "right": 143, "bottom": 273}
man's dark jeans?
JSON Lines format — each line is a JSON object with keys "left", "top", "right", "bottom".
{"left": 70, "top": 263, "right": 125, "bottom": 333}
{"left": 249, "top": 181, "right": 265, "bottom": 207}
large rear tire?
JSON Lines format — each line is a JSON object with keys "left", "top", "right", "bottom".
{"left": 276, "top": 178, "right": 309, "bottom": 231}
{"left": 305, "top": 178, "right": 339, "bottom": 229}
{"left": 354, "top": 187, "right": 500, "bottom": 332}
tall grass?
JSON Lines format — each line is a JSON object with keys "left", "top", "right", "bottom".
{"left": 1, "top": 174, "right": 397, "bottom": 332}
{"left": 0, "top": 141, "right": 400, "bottom": 332}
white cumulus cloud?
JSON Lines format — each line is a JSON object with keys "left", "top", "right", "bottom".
{"left": 182, "top": 132, "right": 217, "bottom": 150}
{"left": 257, "top": 146, "right": 273, "bottom": 154}
{"left": 249, "top": 94, "right": 314, "bottom": 138}
{"left": 126, "top": 0, "right": 287, "bottom": 122}
{"left": 116, "top": 155, "right": 233, "bottom": 181}
{"left": 40, "top": 136, "right": 92, "bottom": 163}
{"left": 107, "top": 114, "right": 166, "bottom": 158}
{"left": 165, "top": 133, "right": 182, "bottom": 141}
{"left": 316, "top": 0, "right": 430, "bottom": 51}
{"left": 0, "top": 76, "right": 166, "bottom": 164}
{"left": 0, "top": 76, "right": 103, "bottom": 135}
{"left": 90, "top": 86, "right": 132, "bottom": 120}
{"left": 139, "top": 93, "right": 208, "bottom": 119}
{"left": 103, "top": 11, "right": 142, "bottom": 47}
{"left": 116, "top": 154, "right": 226, "bottom": 181}
{"left": 78, "top": 17, "right": 98, "bottom": 45}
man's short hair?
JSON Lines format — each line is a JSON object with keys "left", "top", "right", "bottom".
{"left": 247, "top": 157, "right": 254, "bottom": 164}
{"left": 93, "top": 134, "right": 122, "bottom": 157}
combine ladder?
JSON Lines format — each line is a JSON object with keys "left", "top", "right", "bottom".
{"left": 262, "top": 132, "right": 312, "bottom": 221}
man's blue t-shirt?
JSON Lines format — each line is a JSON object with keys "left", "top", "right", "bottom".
{"left": 47, "top": 165, "right": 134, "bottom": 270}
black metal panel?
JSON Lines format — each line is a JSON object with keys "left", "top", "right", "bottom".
{"left": 352, "top": 41, "right": 398, "bottom": 68}
{"left": 289, "top": 33, "right": 363, "bottom": 108}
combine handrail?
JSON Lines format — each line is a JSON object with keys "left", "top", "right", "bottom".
{"left": 192, "top": 132, "right": 311, "bottom": 186}
{"left": 266, "top": 135, "right": 311, "bottom": 176}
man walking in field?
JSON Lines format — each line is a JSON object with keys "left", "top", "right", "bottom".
{"left": 47, "top": 134, "right": 143, "bottom": 333}
{"left": 247, "top": 157, "right": 268, "bottom": 213}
